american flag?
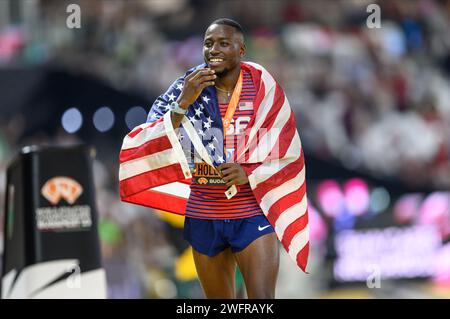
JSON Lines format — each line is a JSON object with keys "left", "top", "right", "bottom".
{"left": 119, "top": 62, "right": 309, "bottom": 272}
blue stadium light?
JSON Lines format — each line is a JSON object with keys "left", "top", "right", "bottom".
{"left": 93, "top": 106, "right": 115, "bottom": 132}
{"left": 61, "top": 107, "right": 83, "bottom": 134}
{"left": 125, "top": 106, "right": 147, "bottom": 130}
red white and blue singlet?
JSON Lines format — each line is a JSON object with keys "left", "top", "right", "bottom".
{"left": 185, "top": 69, "right": 264, "bottom": 220}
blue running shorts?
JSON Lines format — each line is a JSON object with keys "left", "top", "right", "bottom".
{"left": 183, "top": 215, "right": 275, "bottom": 257}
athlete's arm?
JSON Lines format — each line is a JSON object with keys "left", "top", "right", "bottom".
{"left": 171, "top": 68, "right": 216, "bottom": 128}
{"left": 218, "top": 163, "right": 249, "bottom": 187}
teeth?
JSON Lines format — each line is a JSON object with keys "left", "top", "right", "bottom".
{"left": 210, "top": 58, "right": 223, "bottom": 62}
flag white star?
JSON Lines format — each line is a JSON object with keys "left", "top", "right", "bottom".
{"left": 213, "top": 136, "right": 218, "bottom": 142}
{"left": 206, "top": 116, "right": 213, "bottom": 124}
{"left": 217, "top": 156, "right": 225, "bottom": 163}
{"left": 150, "top": 113, "right": 158, "bottom": 120}
{"left": 198, "top": 129, "right": 206, "bottom": 137}
{"left": 157, "top": 100, "right": 165, "bottom": 107}
{"left": 176, "top": 83, "right": 183, "bottom": 91}
{"left": 195, "top": 108, "right": 202, "bottom": 117}
{"left": 164, "top": 103, "right": 171, "bottom": 111}
{"left": 189, "top": 115, "right": 197, "bottom": 123}
{"left": 207, "top": 143, "right": 215, "bottom": 150}
{"left": 202, "top": 96, "right": 210, "bottom": 104}
{"left": 167, "top": 92, "right": 176, "bottom": 101}
{"left": 199, "top": 103, "right": 204, "bottom": 110}
{"left": 203, "top": 121, "right": 211, "bottom": 130}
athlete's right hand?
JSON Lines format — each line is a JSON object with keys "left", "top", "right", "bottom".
{"left": 177, "top": 68, "right": 216, "bottom": 109}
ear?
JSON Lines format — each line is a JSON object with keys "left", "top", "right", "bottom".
{"left": 240, "top": 43, "right": 246, "bottom": 57}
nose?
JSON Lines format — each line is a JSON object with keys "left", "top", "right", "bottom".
{"left": 210, "top": 42, "right": 221, "bottom": 55}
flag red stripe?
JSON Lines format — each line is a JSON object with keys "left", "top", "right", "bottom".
{"left": 241, "top": 111, "right": 298, "bottom": 180}
{"left": 296, "top": 242, "right": 309, "bottom": 273}
{"left": 122, "top": 190, "right": 187, "bottom": 215}
{"left": 119, "top": 163, "right": 185, "bottom": 198}
{"left": 281, "top": 210, "right": 309, "bottom": 249}
{"left": 252, "top": 152, "right": 304, "bottom": 200}
{"left": 127, "top": 118, "right": 163, "bottom": 138}
{"left": 266, "top": 111, "right": 297, "bottom": 160}
{"left": 128, "top": 127, "right": 143, "bottom": 138}
{"left": 240, "top": 162, "right": 264, "bottom": 176}
{"left": 119, "top": 135, "right": 172, "bottom": 163}
{"left": 246, "top": 84, "right": 285, "bottom": 160}
{"left": 265, "top": 181, "right": 307, "bottom": 227}
{"left": 255, "top": 84, "right": 285, "bottom": 133}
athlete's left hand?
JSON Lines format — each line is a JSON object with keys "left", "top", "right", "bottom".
{"left": 218, "top": 163, "right": 249, "bottom": 187}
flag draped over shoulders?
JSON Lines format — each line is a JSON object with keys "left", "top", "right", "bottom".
{"left": 119, "top": 61, "right": 310, "bottom": 272}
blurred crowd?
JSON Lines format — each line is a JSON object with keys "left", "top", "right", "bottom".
{"left": 0, "top": 0, "right": 450, "bottom": 298}
{"left": 1, "top": 0, "right": 449, "bottom": 189}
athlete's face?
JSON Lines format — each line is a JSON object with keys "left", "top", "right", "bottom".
{"left": 203, "top": 24, "right": 245, "bottom": 77}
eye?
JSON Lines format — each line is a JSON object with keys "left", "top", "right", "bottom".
{"left": 204, "top": 42, "right": 212, "bottom": 48}
{"left": 220, "top": 41, "right": 229, "bottom": 47}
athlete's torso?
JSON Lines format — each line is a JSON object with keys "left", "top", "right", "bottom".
{"left": 185, "top": 69, "right": 263, "bottom": 220}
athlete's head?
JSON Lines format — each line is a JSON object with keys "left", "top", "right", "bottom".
{"left": 203, "top": 18, "right": 246, "bottom": 77}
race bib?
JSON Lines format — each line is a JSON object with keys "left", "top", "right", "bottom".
{"left": 192, "top": 162, "right": 226, "bottom": 186}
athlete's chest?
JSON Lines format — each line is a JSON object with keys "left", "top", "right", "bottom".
{"left": 219, "top": 102, "right": 253, "bottom": 136}
{"left": 216, "top": 91, "right": 231, "bottom": 104}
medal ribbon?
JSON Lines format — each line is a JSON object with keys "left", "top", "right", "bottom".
{"left": 222, "top": 70, "right": 243, "bottom": 138}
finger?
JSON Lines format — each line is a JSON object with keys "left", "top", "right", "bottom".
{"left": 195, "top": 75, "right": 216, "bottom": 87}
{"left": 191, "top": 68, "right": 214, "bottom": 80}
{"left": 199, "top": 74, "right": 217, "bottom": 82}
{"left": 218, "top": 163, "right": 235, "bottom": 170}
{"left": 185, "top": 68, "right": 204, "bottom": 80}
{"left": 226, "top": 179, "right": 236, "bottom": 187}
{"left": 222, "top": 173, "right": 237, "bottom": 183}
{"left": 220, "top": 167, "right": 236, "bottom": 176}
{"left": 219, "top": 163, "right": 238, "bottom": 175}
{"left": 222, "top": 174, "right": 231, "bottom": 183}
{"left": 200, "top": 81, "right": 215, "bottom": 88}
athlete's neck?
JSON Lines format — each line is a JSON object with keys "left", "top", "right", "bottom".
{"left": 215, "top": 64, "right": 241, "bottom": 92}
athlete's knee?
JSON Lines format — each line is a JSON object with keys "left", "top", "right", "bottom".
{"left": 247, "top": 287, "right": 275, "bottom": 299}
{"left": 246, "top": 277, "right": 276, "bottom": 299}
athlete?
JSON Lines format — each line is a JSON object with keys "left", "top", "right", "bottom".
{"left": 168, "top": 19, "right": 279, "bottom": 299}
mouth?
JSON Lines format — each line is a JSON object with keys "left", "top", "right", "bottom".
{"left": 207, "top": 57, "right": 225, "bottom": 67}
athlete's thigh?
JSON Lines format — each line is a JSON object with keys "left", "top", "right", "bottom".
{"left": 192, "top": 247, "right": 237, "bottom": 299}
{"left": 233, "top": 232, "right": 279, "bottom": 299}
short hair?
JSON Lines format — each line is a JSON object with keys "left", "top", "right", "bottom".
{"left": 209, "top": 18, "right": 244, "bottom": 36}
